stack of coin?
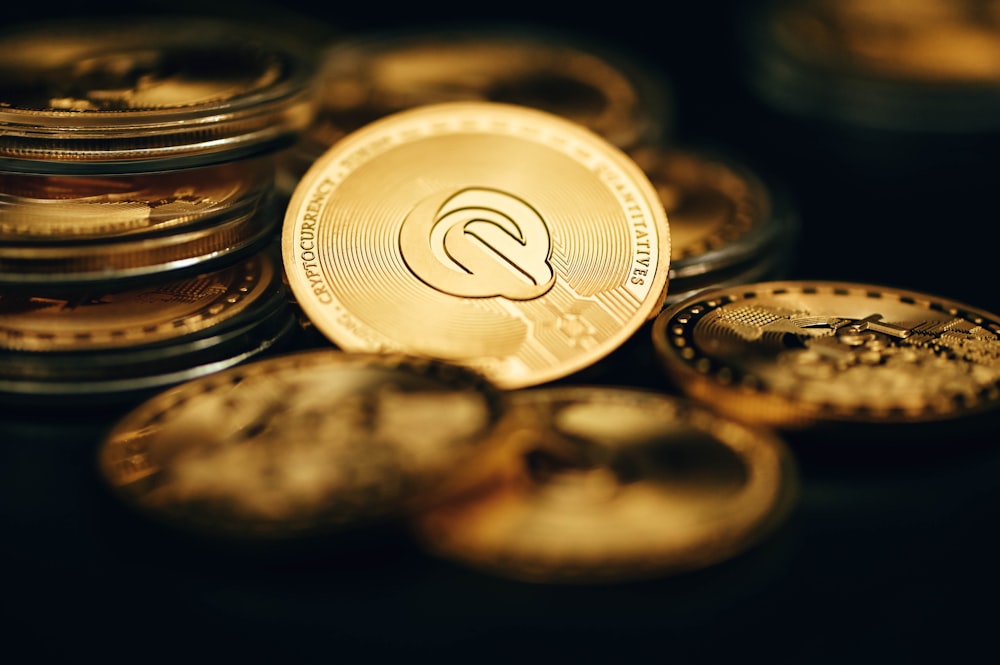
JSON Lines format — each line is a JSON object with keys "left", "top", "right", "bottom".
{"left": 627, "top": 144, "right": 798, "bottom": 308}
{"left": 0, "top": 16, "right": 321, "bottom": 407}
{"left": 277, "top": 24, "right": 674, "bottom": 195}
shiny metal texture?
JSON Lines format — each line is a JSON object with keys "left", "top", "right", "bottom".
{"left": 410, "top": 385, "right": 798, "bottom": 584}
{"left": 651, "top": 279, "right": 1000, "bottom": 430}
{"left": 743, "top": 0, "right": 1000, "bottom": 133}
{"left": 282, "top": 101, "right": 670, "bottom": 389}
{"left": 0, "top": 245, "right": 296, "bottom": 405}
{"left": 97, "top": 349, "right": 515, "bottom": 540}
{"left": 278, "top": 24, "right": 671, "bottom": 192}
{"left": 628, "top": 144, "right": 797, "bottom": 306}
{"left": 0, "top": 158, "right": 279, "bottom": 290}
{"left": 0, "top": 16, "right": 319, "bottom": 173}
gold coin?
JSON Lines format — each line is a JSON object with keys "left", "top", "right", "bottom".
{"left": 96, "top": 349, "right": 514, "bottom": 540}
{"left": 282, "top": 101, "right": 670, "bottom": 389}
{"left": 0, "top": 245, "right": 297, "bottom": 404}
{"left": 651, "top": 280, "right": 1000, "bottom": 429}
{"left": 280, "top": 26, "right": 670, "bottom": 186}
{"left": 628, "top": 144, "right": 797, "bottom": 305}
{"left": 0, "top": 190, "right": 280, "bottom": 291}
{"left": 770, "top": 0, "right": 1000, "bottom": 83}
{"left": 1, "top": 246, "right": 283, "bottom": 353}
{"left": 409, "top": 385, "right": 797, "bottom": 584}
{"left": 0, "top": 157, "right": 272, "bottom": 240}
{"left": 747, "top": 0, "right": 1000, "bottom": 133}
{"left": 0, "top": 16, "right": 318, "bottom": 172}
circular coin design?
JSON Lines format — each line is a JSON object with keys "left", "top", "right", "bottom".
{"left": 409, "top": 385, "right": 797, "bottom": 584}
{"left": 651, "top": 280, "right": 1000, "bottom": 428}
{"left": 97, "top": 349, "right": 514, "bottom": 540}
{"left": 282, "top": 101, "right": 670, "bottom": 389}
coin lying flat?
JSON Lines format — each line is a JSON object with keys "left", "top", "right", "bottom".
{"left": 409, "top": 386, "right": 797, "bottom": 584}
{"left": 282, "top": 101, "right": 670, "bottom": 389}
{"left": 278, "top": 25, "right": 671, "bottom": 191}
{"left": 0, "top": 244, "right": 296, "bottom": 405}
{"left": 97, "top": 349, "right": 514, "bottom": 540}
{"left": 0, "top": 157, "right": 272, "bottom": 240}
{"left": 651, "top": 280, "right": 1000, "bottom": 430}
{"left": 628, "top": 144, "right": 797, "bottom": 306}
{"left": 0, "top": 16, "right": 318, "bottom": 173}
{"left": 0, "top": 191, "right": 281, "bottom": 293}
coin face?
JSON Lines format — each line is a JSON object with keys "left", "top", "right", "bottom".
{"left": 282, "top": 101, "right": 670, "bottom": 389}
{"left": 97, "top": 349, "right": 512, "bottom": 539}
{"left": 409, "top": 385, "right": 797, "bottom": 584}
{"left": 651, "top": 280, "right": 1000, "bottom": 428}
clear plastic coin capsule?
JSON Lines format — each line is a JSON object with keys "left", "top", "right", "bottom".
{"left": 0, "top": 16, "right": 320, "bottom": 174}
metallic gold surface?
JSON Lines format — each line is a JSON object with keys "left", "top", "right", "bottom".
{"left": 651, "top": 280, "right": 1000, "bottom": 429}
{"left": 280, "top": 26, "right": 670, "bottom": 189}
{"left": 97, "top": 349, "right": 513, "bottom": 539}
{"left": 410, "top": 385, "right": 797, "bottom": 584}
{"left": 282, "top": 101, "right": 670, "bottom": 389}
{"left": 0, "top": 191, "right": 280, "bottom": 290}
{"left": 0, "top": 16, "right": 318, "bottom": 172}
{"left": 746, "top": 0, "right": 1000, "bottom": 133}
{"left": 0, "top": 157, "right": 272, "bottom": 240}
{"left": 1, "top": 246, "right": 281, "bottom": 353}
{"left": 628, "top": 145, "right": 796, "bottom": 304}
{"left": 0, "top": 245, "right": 298, "bottom": 404}
{"left": 771, "top": 0, "right": 1000, "bottom": 83}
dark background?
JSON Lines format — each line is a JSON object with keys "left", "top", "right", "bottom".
{"left": 3, "top": 1, "right": 999, "bottom": 661}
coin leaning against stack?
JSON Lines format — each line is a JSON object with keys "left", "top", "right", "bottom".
{"left": 0, "top": 16, "right": 321, "bottom": 407}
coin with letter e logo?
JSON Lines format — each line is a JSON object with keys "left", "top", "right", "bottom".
{"left": 282, "top": 101, "right": 670, "bottom": 389}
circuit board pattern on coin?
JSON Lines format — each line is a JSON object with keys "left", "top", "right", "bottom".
{"left": 282, "top": 101, "right": 670, "bottom": 389}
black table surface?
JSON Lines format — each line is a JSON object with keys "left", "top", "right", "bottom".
{"left": 3, "top": 2, "right": 999, "bottom": 661}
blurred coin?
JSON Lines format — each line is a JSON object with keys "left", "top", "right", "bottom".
{"left": 628, "top": 144, "right": 797, "bottom": 306}
{"left": 96, "top": 349, "right": 514, "bottom": 540}
{"left": 743, "top": 0, "right": 1000, "bottom": 134}
{"left": 279, "top": 25, "right": 671, "bottom": 192}
{"left": 651, "top": 280, "right": 1000, "bottom": 434}
{"left": 409, "top": 385, "right": 797, "bottom": 584}
{"left": 282, "top": 101, "right": 670, "bottom": 389}
{"left": 0, "top": 244, "right": 296, "bottom": 406}
{"left": 0, "top": 15, "right": 319, "bottom": 173}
